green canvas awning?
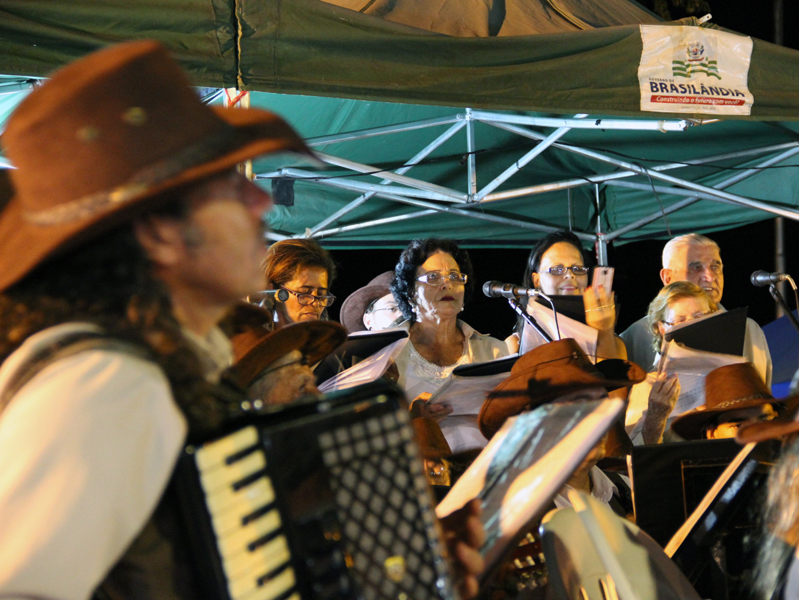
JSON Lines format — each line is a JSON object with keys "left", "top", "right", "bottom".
{"left": 2, "top": 0, "right": 799, "bottom": 248}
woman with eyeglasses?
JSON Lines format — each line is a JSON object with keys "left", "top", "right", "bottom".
{"left": 262, "top": 239, "right": 337, "bottom": 328}
{"left": 390, "top": 238, "right": 509, "bottom": 456}
{"left": 506, "top": 230, "right": 625, "bottom": 360}
{"left": 625, "top": 281, "right": 719, "bottom": 444}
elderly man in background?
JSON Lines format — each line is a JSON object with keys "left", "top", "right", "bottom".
{"left": 621, "top": 233, "right": 771, "bottom": 385}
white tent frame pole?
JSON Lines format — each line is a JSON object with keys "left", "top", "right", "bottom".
{"left": 475, "top": 115, "right": 587, "bottom": 201}
{"left": 479, "top": 141, "right": 799, "bottom": 203}
{"left": 305, "top": 115, "right": 462, "bottom": 146}
{"left": 595, "top": 183, "right": 608, "bottom": 266}
{"left": 281, "top": 165, "right": 597, "bottom": 239}
{"left": 296, "top": 121, "right": 466, "bottom": 237}
{"left": 604, "top": 144, "right": 799, "bottom": 240}
{"left": 313, "top": 192, "right": 595, "bottom": 239}
{"left": 310, "top": 209, "right": 439, "bottom": 237}
{"left": 489, "top": 121, "right": 799, "bottom": 222}
{"left": 253, "top": 107, "right": 799, "bottom": 242}
{"left": 276, "top": 168, "right": 463, "bottom": 202}
{"left": 469, "top": 110, "right": 694, "bottom": 132}
{"left": 312, "top": 151, "right": 468, "bottom": 202}
{"left": 466, "top": 108, "right": 478, "bottom": 199}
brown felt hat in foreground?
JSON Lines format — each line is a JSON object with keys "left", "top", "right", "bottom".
{"left": 672, "top": 363, "right": 782, "bottom": 441}
{"left": 479, "top": 339, "right": 645, "bottom": 440}
{"left": 224, "top": 303, "right": 347, "bottom": 389}
{"left": 0, "top": 40, "right": 312, "bottom": 292}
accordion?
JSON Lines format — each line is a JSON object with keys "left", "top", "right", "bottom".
{"left": 173, "top": 381, "right": 457, "bottom": 600}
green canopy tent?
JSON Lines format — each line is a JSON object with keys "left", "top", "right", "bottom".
{"left": 2, "top": 0, "right": 799, "bottom": 254}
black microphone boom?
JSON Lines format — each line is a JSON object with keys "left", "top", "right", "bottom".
{"left": 482, "top": 280, "right": 541, "bottom": 299}
{"left": 750, "top": 270, "right": 790, "bottom": 287}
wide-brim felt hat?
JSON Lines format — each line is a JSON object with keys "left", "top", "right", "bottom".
{"left": 339, "top": 271, "right": 395, "bottom": 333}
{"left": 479, "top": 338, "right": 645, "bottom": 439}
{"left": 0, "top": 40, "right": 312, "bottom": 292}
{"left": 226, "top": 303, "right": 347, "bottom": 389}
{"left": 671, "top": 362, "right": 782, "bottom": 441}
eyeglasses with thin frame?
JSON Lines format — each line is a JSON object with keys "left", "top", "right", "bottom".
{"left": 545, "top": 264, "right": 590, "bottom": 276}
{"left": 416, "top": 271, "right": 468, "bottom": 286}
{"left": 662, "top": 310, "right": 713, "bottom": 327}
{"left": 280, "top": 285, "right": 337, "bottom": 307}
{"left": 371, "top": 305, "right": 400, "bottom": 313}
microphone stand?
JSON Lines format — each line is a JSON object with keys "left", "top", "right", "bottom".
{"left": 768, "top": 283, "right": 799, "bottom": 335}
{"left": 507, "top": 290, "right": 561, "bottom": 342}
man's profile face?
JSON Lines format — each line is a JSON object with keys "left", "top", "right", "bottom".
{"left": 363, "top": 293, "right": 403, "bottom": 331}
{"left": 178, "top": 170, "right": 272, "bottom": 304}
{"left": 247, "top": 349, "right": 320, "bottom": 405}
{"left": 663, "top": 244, "right": 724, "bottom": 304}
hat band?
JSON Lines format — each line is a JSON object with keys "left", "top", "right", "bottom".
{"left": 23, "top": 124, "right": 246, "bottom": 226}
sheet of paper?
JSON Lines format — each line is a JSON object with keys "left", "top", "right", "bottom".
{"left": 520, "top": 302, "right": 599, "bottom": 361}
{"left": 625, "top": 340, "right": 747, "bottom": 441}
{"left": 427, "top": 372, "right": 510, "bottom": 417}
{"left": 662, "top": 340, "right": 748, "bottom": 414}
{"left": 436, "top": 399, "right": 625, "bottom": 578}
{"left": 317, "top": 338, "right": 407, "bottom": 393}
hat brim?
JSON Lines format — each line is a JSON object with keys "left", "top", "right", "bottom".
{"left": 671, "top": 395, "right": 777, "bottom": 441}
{"left": 231, "top": 320, "right": 347, "bottom": 389}
{"left": 340, "top": 283, "right": 393, "bottom": 333}
{"left": 735, "top": 393, "right": 799, "bottom": 444}
{"left": 0, "top": 106, "right": 313, "bottom": 292}
{"left": 479, "top": 358, "right": 645, "bottom": 439}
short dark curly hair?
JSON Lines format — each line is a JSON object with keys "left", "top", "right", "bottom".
{"left": 390, "top": 238, "right": 474, "bottom": 323}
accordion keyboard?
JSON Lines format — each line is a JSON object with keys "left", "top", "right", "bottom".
{"left": 179, "top": 384, "right": 456, "bottom": 600}
{"left": 194, "top": 425, "right": 298, "bottom": 600}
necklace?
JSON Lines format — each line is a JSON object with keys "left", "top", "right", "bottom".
{"left": 408, "top": 340, "right": 468, "bottom": 385}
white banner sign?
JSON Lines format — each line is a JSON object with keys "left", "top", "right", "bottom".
{"left": 638, "top": 25, "right": 754, "bottom": 115}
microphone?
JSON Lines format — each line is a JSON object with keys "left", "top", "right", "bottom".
{"left": 247, "top": 288, "right": 290, "bottom": 304}
{"left": 751, "top": 270, "right": 791, "bottom": 287}
{"left": 482, "top": 280, "right": 541, "bottom": 299}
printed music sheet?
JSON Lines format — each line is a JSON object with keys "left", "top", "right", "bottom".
{"left": 435, "top": 399, "right": 625, "bottom": 579}
{"left": 520, "top": 301, "right": 598, "bottom": 361}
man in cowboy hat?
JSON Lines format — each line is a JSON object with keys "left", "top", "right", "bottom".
{"left": 340, "top": 271, "right": 404, "bottom": 333}
{"left": 0, "top": 41, "right": 485, "bottom": 600}
{"left": 670, "top": 363, "right": 778, "bottom": 441}
{"left": 222, "top": 302, "right": 347, "bottom": 405}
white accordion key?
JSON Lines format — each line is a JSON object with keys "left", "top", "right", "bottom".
{"left": 217, "top": 508, "right": 282, "bottom": 559}
{"left": 196, "top": 426, "right": 259, "bottom": 471}
{"left": 200, "top": 450, "right": 266, "bottom": 492}
{"left": 225, "top": 533, "right": 291, "bottom": 583}
{"left": 238, "top": 565, "right": 296, "bottom": 600}
{"left": 205, "top": 475, "right": 275, "bottom": 516}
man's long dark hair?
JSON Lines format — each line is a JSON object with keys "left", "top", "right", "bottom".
{"left": 0, "top": 223, "right": 225, "bottom": 432}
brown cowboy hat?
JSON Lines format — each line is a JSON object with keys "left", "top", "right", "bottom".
{"left": 225, "top": 303, "right": 347, "bottom": 389}
{"left": 339, "top": 271, "right": 395, "bottom": 333}
{"left": 479, "top": 339, "right": 645, "bottom": 439}
{"left": 671, "top": 363, "right": 783, "bottom": 441}
{"left": 0, "top": 40, "right": 312, "bottom": 292}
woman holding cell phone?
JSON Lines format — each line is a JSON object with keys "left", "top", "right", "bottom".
{"left": 506, "top": 230, "right": 626, "bottom": 360}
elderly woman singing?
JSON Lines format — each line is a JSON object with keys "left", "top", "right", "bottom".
{"left": 390, "top": 238, "right": 509, "bottom": 455}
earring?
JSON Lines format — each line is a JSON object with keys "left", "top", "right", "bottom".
{"left": 460, "top": 306, "right": 465, "bottom": 312}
